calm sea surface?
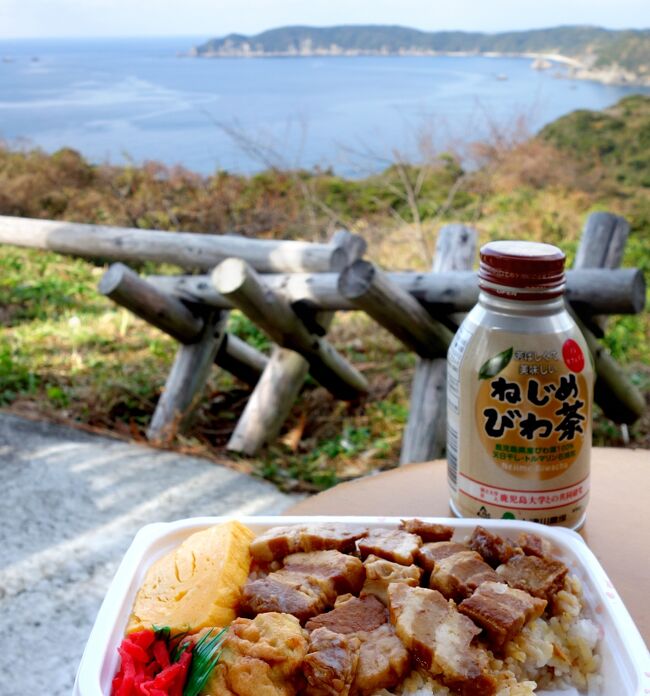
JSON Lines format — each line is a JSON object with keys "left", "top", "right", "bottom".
{"left": 0, "top": 37, "right": 647, "bottom": 175}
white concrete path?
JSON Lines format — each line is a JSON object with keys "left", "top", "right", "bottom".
{"left": 0, "top": 413, "right": 297, "bottom": 696}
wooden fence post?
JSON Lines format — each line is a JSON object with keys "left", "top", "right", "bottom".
{"left": 147, "top": 310, "right": 228, "bottom": 444}
{"left": 572, "top": 212, "right": 645, "bottom": 424}
{"left": 400, "top": 224, "right": 477, "bottom": 464}
{"left": 224, "top": 230, "right": 366, "bottom": 456}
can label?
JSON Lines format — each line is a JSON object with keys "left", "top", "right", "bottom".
{"left": 448, "top": 323, "right": 592, "bottom": 527}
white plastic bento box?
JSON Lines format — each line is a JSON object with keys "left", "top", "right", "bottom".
{"left": 73, "top": 516, "right": 650, "bottom": 696}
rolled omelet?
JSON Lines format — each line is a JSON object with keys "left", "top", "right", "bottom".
{"left": 126, "top": 520, "right": 255, "bottom": 633}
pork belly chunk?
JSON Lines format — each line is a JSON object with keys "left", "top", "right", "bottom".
{"left": 517, "top": 531, "right": 553, "bottom": 558}
{"left": 305, "top": 595, "right": 387, "bottom": 634}
{"left": 356, "top": 528, "right": 422, "bottom": 565}
{"left": 361, "top": 554, "right": 422, "bottom": 605}
{"left": 399, "top": 519, "right": 454, "bottom": 542}
{"left": 250, "top": 523, "right": 367, "bottom": 563}
{"left": 416, "top": 541, "right": 468, "bottom": 573}
{"left": 458, "top": 581, "right": 547, "bottom": 649}
{"left": 354, "top": 623, "right": 410, "bottom": 695}
{"left": 388, "top": 583, "right": 496, "bottom": 696}
{"left": 429, "top": 551, "right": 499, "bottom": 601}
{"left": 204, "top": 612, "right": 308, "bottom": 696}
{"left": 241, "top": 550, "right": 364, "bottom": 623}
{"left": 467, "top": 526, "right": 522, "bottom": 567}
{"left": 284, "top": 550, "right": 365, "bottom": 596}
{"left": 497, "top": 553, "right": 568, "bottom": 602}
{"left": 303, "top": 628, "right": 360, "bottom": 696}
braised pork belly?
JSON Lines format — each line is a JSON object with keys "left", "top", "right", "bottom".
{"left": 429, "top": 550, "right": 499, "bottom": 601}
{"left": 467, "top": 526, "right": 523, "bottom": 568}
{"left": 304, "top": 594, "right": 409, "bottom": 695}
{"left": 497, "top": 553, "right": 568, "bottom": 602}
{"left": 303, "top": 627, "right": 360, "bottom": 696}
{"left": 241, "top": 550, "right": 364, "bottom": 623}
{"left": 517, "top": 531, "right": 553, "bottom": 558}
{"left": 458, "top": 581, "right": 547, "bottom": 649}
{"left": 227, "top": 522, "right": 582, "bottom": 696}
{"left": 356, "top": 528, "right": 422, "bottom": 565}
{"left": 416, "top": 541, "right": 468, "bottom": 573}
{"left": 361, "top": 554, "right": 422, "bottom": 605}
{"left": 305, "top": 594, "right": 387, "bottom": 634}
{"left": 399, "top": 518, "right": 454, "bottom": 542}
{"left": 249, "top": 523, "right": 368, "bottom": 563}
{"left": 388, "top": 583, "right": 497, "bottom": 696}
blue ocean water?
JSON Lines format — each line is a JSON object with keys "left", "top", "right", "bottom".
{"left": 0, "top": 37, "right": 647, "bottom": 175}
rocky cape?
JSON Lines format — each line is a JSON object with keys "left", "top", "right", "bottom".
{"left": 191, "top": 25, "right": 650, "bottom": 87}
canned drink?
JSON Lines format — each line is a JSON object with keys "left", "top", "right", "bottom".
{"left": 447, "top": 241, "right": 593, "bottom": 529}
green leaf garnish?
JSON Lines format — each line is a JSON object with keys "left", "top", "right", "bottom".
{"left": 183, "top": 626, "right": 229, "bottom": 696}
{"left": 152, "top": 624, "right": 171, "bottom": 641}
{"left": 478, "top": 347, "right": 513, "bottom": 379}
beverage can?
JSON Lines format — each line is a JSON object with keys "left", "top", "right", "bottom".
{"left": 447, "top": 241, "right": 593, "bottom": 529}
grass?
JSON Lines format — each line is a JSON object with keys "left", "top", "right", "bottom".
{"left": 1, "top": 95, "right": 649, "bottom": 490}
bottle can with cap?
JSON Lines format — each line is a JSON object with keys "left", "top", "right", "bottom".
{"left": 446, "top": 240, "right": 593, "bottom": 529}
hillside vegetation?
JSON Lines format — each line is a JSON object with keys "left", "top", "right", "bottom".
{"left": 194, "top": 25, "right": 650, "bottom": 83}
{"left": 1, "top": 95, "right": 648, "bottom": 490}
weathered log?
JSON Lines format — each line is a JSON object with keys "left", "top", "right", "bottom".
{"left": 573, "top": 212, "right": 630, "bottom": 336}
{"left": 214, "top": 334, "right": 269, "bottom": 386}
{"left": 0, "top": 215, "right": 351, "bottom": 273}
{"left": 338, "top": 260, "right": 453, "bottom": 358}
{"left": 99, "top": 262, "right": 204, "bottom": 343}
{"left": 226, "top": 348, "right": 310, "bottom": 455}
{"left": 147, "top": 267, "right": 645, "bottom": 316}
{"left": 226, "top": 230, "right": 366, "bottom": 456}
{"left": 400, "top": 224, "right": 478, "bottom": 464}
{"left": 570, "top": 311, "right": 646, "bottom": 424}
{"left": 212, "top": 258, "right": 368, "bottom": 400}
{"left": 147, "top": 311, "right": 227, "bottom": 443}
{"left": 572, "top": 213, "right": 645, "bottom": 424}
{"left": 98, "top": 263, "right": 267, "bottom": 386}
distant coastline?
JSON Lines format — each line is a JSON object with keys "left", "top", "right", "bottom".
{"left": 191, "top": 25, "right": 650, "bottom": 87}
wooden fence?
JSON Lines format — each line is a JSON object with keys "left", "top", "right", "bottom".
{"left": 0, "top": 212, "right": 645, "bottom": 462}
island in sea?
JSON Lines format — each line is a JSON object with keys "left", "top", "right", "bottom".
{"left": 191, "top": 25, "right": 650, "bottom": 86}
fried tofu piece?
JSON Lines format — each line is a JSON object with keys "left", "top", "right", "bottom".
{"left": 429, "top": 551, "right": 499, "bottom": 601}
{"left": 353, "top": 623, "right": 410, "bottom": 695}
{"left": 497, "top": 554, "right": 568, "bottom": 602}
{"left": 458, "top": 581, "right": 547, "bottom": 649}
{"left": 241, "top": 550, "right": 364, "bottom": 623}
{"left": 399, "top": 519, "right": 454, "bottom": 542}
{"left": 467, "top": 526, "right": 522, "bottom": 568}
{"left": 303, "top": 628, "right": 360, "bottom": 696}
{"left": 356, "top": 528, "right": 422, "bottom": 565}
{"left": 388, "top": 583, "right": 496, "bottom": 695}
{"left": 361, "top": 554, "right": 422, "bottom": 605}
{"left": 305, "top": 594, "right": 387, "bottom": 634}
{"left": 416, "top": 542, "right": 468, "bottom": 573}
{"left": 203, "top": 612, "right": 308, "bottom": 696}
{"left": 250, "top": 524, "right": 367, "bottom": 563}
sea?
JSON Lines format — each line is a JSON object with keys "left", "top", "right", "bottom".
{"left": 0, "top": 37, "right": 647, "bottom": 176}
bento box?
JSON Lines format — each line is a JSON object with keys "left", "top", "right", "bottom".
{"left": 73, "top": 516, "right": 650, "bottom": 696}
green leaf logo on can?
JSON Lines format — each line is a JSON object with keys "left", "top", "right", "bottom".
{"left": 478, "top": 347, "right": 513, "bottom": 380}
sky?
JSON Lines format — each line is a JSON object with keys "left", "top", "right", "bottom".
{"left": 1, "top": 0, "right": 649, "bottom": 39}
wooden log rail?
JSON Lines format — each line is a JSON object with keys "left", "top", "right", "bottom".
{"left": 147, "top": 267, "right": 646, "bottom": 316}
{"left": 98, "top": 263, "right": 267, "bottom": 382}
{"left": 212, "top": 258, "right": 368, "bottom": 401}
{"left": 0, "top": 215, "right": 361, "bottom": 273}
{"left": 338, "top": 260, "right": 454, "bottom": 358}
